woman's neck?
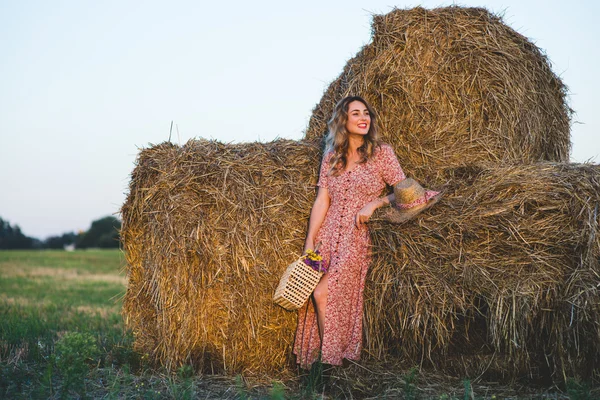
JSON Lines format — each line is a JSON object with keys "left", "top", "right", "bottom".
{"left": 347, "top": 135, "right": 365, "bottom": 156}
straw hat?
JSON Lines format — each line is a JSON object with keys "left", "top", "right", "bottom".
{"left": 383, "top": 178, "right": 443, "bottom": 224}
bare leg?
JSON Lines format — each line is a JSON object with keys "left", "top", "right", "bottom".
{"left": 312, "top": 274, "right": 329, "bottom": 342}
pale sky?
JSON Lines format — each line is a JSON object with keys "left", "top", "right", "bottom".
{"left": 0, "top": 0, "right": 598, "bottom": 239}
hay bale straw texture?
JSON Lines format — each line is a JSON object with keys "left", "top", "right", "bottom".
{"left": 306, "top": 7, "right": 571, "bottom": 181}
{"left": 122, "top": 139, "right": 600, "bottom": 380}
{"left": 367, "top": 163, "right": 600, "bottom": 381}
{"left": 121, "top": 140, "right": 321, "bottom": 375}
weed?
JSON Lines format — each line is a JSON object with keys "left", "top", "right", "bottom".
{"left": 41, "top": 353, "right": 55, "bottom": 396}
{"left": 236, "top": 374, "right": 250, "bottom": 400}
{"left": 106, "top": 368, "right": 121, "bottom": 400}
{"left": 177, "top": 363, "right": 194, "bottom": 379}
{"left": 567, "top": 378, "right": 591, "bottom": 400}
{"left": 463, "top": 379, "right": 472, "bottom": 400}
{"left": 54, "top": 331, "right": 100, "bottom": 397}
{"left": 270, "top": 381, "right": 286, "bottom": 400}
{"left": 301, "top": 357, "right": 325, "bottom": 398}
{"left": 403, "top": 367, "right": 418, "bottom": 399}
{"left": 165, "top": 364, "right": 196, "bottom": 400}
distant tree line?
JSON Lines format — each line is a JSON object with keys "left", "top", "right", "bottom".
{"left": 0, "top": 217, "right": 34, "bottom": 249}
{"left": 0, "top": 216, "right": 121, "bottom": 250}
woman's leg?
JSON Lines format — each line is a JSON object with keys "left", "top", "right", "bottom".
{"left": 312, "top": 274, "right": 329, "bottom": 341}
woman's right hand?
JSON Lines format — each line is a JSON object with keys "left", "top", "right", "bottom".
{"left": 303, "top": 239, "right": 315, "bottom": 255}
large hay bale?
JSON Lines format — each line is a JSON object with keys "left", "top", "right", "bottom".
{"left": 122, "top": 139, "right": 600, "bottom": 380}
{"left": 367, "top": 162, "right": 600, "bottom": 380}
{"left": 306, "top": 7, "right": 571, "bottom": 181}
{"left": 121, "top": 139, "right": 320, "bottom": 375}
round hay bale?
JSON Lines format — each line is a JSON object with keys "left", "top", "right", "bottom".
{"left": 306, "top": 7, "right": 572, "bottom": 181}
{"left": 122, "top": 140, "right": 600, "bottom": 381}
{"left": 367, "top": 162, "right": 600, "bottom": 380}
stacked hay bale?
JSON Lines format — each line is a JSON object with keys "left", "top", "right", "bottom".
{"left": 122, "top": 142, "right": 600, "bottom": 379}
{"left": 121, "top": 7, "right": 598, "bottom": 380}
{"left": 306, "top": 6, "right": 571, "bottom": 181}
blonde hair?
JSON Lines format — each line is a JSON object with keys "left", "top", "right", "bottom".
{"left": 324, "top": 96, "right": 380, "bottom": 176}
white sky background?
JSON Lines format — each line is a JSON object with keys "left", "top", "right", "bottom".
{"left": 0, "top": 0, "right": 598, "bottom": 239}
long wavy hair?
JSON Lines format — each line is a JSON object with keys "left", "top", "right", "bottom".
{"left": 324, "top": 96, "right": 380, "bottom": 176}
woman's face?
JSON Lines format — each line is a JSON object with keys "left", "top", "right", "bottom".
{"left": 345, "top": 100, "right": 371, "bottom": 136}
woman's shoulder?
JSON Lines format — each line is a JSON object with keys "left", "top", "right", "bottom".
{"left": 373, "top": 142, "right": 395, "bottom": 158}
{"left": 376, "top": 142, "right": 394, "bottom": 152}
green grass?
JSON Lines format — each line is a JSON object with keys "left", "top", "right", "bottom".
{"left": 0, "top": 249, "right": 135, "bottom": 398}
{"left": 0, "top": 249, "right": 125, "bottom": 274}
{"left": 1, "top": 275, "right": 123, "bottom": 307}
{"left": 0, "top": 250, "right": 125, "bottom": 356}
{"left": 0, "top": 250, "right": 265, "bottom": 399}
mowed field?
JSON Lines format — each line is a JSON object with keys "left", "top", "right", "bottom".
{"left": 1, "top": 250, "right": 594, "bottom": 399}
{"left": 0, "top": 250, "right": 125, "bottom": 316}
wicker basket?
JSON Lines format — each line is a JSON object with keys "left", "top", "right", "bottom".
{"left": 273, "top": 257, "right": 323, "bottom": 311}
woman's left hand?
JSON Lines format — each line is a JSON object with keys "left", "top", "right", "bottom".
{"left": 355, "top": 200, "right": 379, "bottom": 228}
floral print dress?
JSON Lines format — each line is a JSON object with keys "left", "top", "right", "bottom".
{"left": 293, "top": 143, "right": 406, "bottom": 368}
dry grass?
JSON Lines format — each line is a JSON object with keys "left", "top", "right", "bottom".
{"left": 0, "top": 295, "right": 119, "bottom": 318}
{"left": 0, "top": 265, "right": 127, "bottom": 285}
{"left": 306, "top": 7, "right": 572, "bottom": 183}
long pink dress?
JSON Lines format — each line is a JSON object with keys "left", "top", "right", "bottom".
{"left": 293, "top": 143, "right": 406, "bottom": 368}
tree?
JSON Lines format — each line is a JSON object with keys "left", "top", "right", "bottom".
{"left": 44, "top": 232, "right": 77, "bottom": 249}
{"left": 77, "top": 216, "right": 121, "bottom": 249}
{"left": 0, "top": 217, "right": 34, "bottom": 249}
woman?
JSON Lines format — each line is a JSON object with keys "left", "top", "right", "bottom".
{"left": 293, "top": 96, "right": 406, "bottom": 368}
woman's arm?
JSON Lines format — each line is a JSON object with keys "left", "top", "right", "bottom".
{"left": 303, "top": 186, "right": 331, "bottom": 253}
{"left": 355, "top": 192, "right": 395, "bottom": 228}
{"left": 356, "top": 144, "right": 406, "bottom": 227}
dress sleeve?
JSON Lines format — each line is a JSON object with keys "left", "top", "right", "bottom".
{"left": 317, "top": 152, "right": 332, "bottom": 189}
{"left": 380, "top": 144, "right": 406, "bottom": 186}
